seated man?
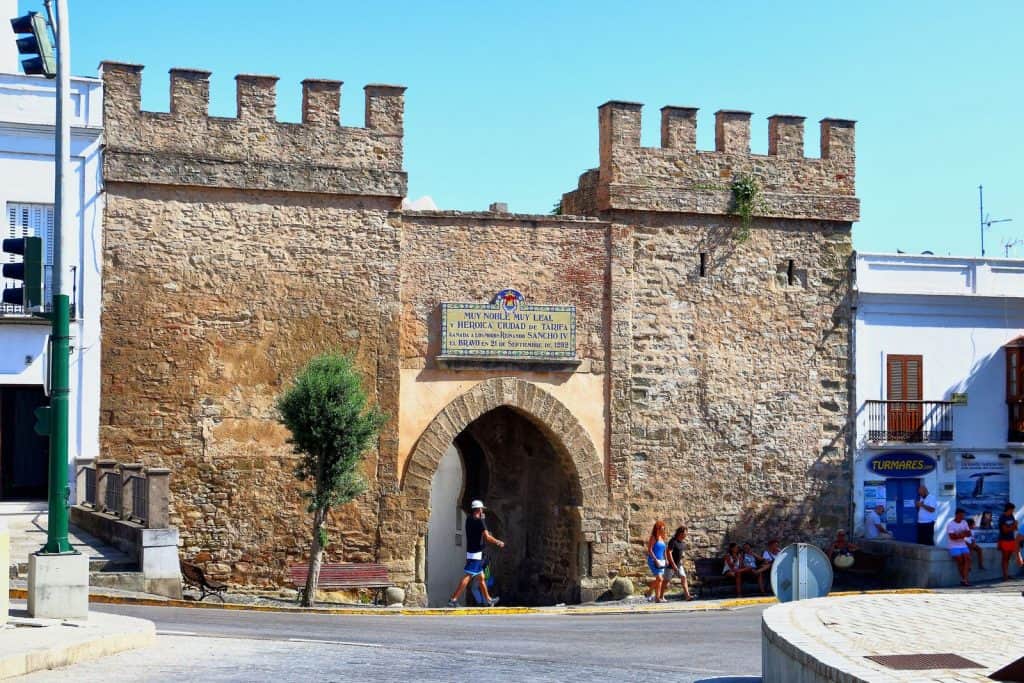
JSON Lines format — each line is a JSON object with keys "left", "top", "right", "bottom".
{"left": 741, "top": 542, "right": 767, "bottom": 594}
{"left": 864, "top": 504, "right": 892, "bottom": 540}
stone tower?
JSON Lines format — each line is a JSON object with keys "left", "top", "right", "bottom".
{"left": 563, "top": 103, "right": 856, "bottom": 550}
{"left": 99, "top": 63, "right": 407, "bottom": 582}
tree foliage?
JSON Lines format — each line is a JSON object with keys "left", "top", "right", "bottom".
{"left": 276, "top": 353, "right": 386, "bottom": 606}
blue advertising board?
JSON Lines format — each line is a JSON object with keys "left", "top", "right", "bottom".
{"left": 866, "top": 452, "right": 936, "bottom": 478}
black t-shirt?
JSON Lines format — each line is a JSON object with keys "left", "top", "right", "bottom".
{"left": 999, "top": 513, "right": 1017, "bottom": 541}
{"left": 668, "top": 537, "right": 686, "bottom": 565}
{"left": 466, "top": 515, "right": 487, "bottom": 553}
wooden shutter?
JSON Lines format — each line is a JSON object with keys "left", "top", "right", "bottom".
{"left": 887, "top": 355, "right": 922, "bottom": 401}
{"left": 887, "top": 355, "right": 923, "bottom": 440}
{"left": 1008, "top": 343, "right": 1024, "bottom": 402}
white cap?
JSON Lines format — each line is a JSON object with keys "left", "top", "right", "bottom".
{"left": 470, "top": 499, "right": 485, "bottom": 510}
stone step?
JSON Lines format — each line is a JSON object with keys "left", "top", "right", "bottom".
{"left": 5, "top": 507, "right": 139, "bottom": 578}
{"left": 87, "top": 571, "right": 146, "bottom": 593}
{"left": 11, "top": 554, "right": 138, "bottom": 577}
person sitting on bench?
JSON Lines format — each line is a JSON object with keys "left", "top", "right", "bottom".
{"left": 722, "top": 542, "right": 755, "bottom": 597}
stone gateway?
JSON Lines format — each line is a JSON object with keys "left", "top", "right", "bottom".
{"left": 98, "top": 62, "right": 856, "bottom": 605}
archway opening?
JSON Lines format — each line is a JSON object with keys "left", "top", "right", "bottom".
{"left": 426, "top": 406, "right": 583, "bottom": 606}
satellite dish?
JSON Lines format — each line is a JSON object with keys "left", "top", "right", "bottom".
{"left": 770, "top": 543, "right": 833, "bottom": 603}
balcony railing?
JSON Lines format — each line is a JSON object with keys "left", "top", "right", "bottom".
{"left": 866, "top": 400, "right": 954, "bottom": 443}
{"left": 1, "top": 265, "right": 77, "bottom": 317}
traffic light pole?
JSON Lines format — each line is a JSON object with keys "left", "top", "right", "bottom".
{"left": 41, "top": 0, "right": 73, "bottom": 555}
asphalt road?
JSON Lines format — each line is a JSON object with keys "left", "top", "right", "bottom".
{"left": 23, "top": 603, "right": 767, "bottom": 682}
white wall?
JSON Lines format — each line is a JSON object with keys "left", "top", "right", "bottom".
{"left": 0, "top": 70, "right": 102, "bottom": 499}
{"left": 426, "top": 445, "right": 465, "bottom": 606}
{"left": 853, "top": 254, "right": 1024, "bottom": 542}
{"left": 0, "top": 0, "right": 17, "bottom": 74}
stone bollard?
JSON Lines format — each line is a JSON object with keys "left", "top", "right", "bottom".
{"left": 144, "top": 468, "right": 171, "bottom": 529}
{"left": 385, "top": 586, "right": 405, "bottom": 606}
{"left": 95, "top": 459, "right": 118, "bottom": 514}
{"left": 119, "top": 463, "right": 143, "bottom": 520}
{"left": 610, "top": 576, "right": 634, "bottom": 599}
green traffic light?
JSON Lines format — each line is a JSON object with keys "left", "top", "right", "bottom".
{"left": 9, "top": 12, "right": 56, "bottom": 79}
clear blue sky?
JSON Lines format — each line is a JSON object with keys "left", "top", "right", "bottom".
{"left": 40, "top": 1, "right": 1024, "bottom": 257}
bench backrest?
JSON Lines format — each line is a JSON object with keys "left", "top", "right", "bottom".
{"left": 180, "top": 560, "right": 206, "bottom": 584}
{"left": 852, "top": 550, "right": 886, "bottom": 571}
{"left": 288, "top": 562, "right": 390, "bottom": 586}
{"left": 694, "top": 557, "right": 725, "bottom": 577}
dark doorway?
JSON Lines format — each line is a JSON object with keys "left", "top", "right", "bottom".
{"left": 1, "top": 386, "right": 49, "bottom": 499}
{"left": 453, "top": 406, "right": 583, "bottom": 606}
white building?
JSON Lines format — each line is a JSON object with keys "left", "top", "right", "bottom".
{"left": 853, "top": 253, "right": 1024, "bottom": 549}
{"left": 0, "top": 8, "right": 102, "bottom": 503}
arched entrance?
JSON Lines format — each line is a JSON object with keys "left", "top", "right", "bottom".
{"left": 403, "top": 377, "right": 606, "bottom": 606}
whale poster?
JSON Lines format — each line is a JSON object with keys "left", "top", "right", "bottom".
{"left": 956, "top": 456, "right": 1009, "bottom": 543}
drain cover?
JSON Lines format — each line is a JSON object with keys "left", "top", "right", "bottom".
{"left": 865, "top": 653, "right": 984, "bottom": 670}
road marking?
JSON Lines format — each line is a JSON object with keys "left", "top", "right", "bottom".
{"left": 287, "top": 638, "right": 383, "bottom": 648}
{"left": 157, "top": 630, "right": 197, "bottom": 636}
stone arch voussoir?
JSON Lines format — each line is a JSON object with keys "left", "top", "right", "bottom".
{"left": 401, "top": 377, "right": 607, "bottom": 531}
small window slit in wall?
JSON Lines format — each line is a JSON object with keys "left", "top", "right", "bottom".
{"left": 699, "top": 253, "right": 707, "bottom": 277}
{"left": 787, "top": 259, "right": 795, "bottom": 286}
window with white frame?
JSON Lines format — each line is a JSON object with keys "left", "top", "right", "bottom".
{"left": 3, "top": 202, "right": 54, "bottom": 311}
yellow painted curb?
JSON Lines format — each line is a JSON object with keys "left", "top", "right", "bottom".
{"left": 7, "top": 585, "right": 936, "bottom": 617}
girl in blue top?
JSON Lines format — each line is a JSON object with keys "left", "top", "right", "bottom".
{"left": 646, "top": 520, "right": 668, "bottom": 603}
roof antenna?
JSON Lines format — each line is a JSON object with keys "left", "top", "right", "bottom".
{"left": 979, "top": 185, "right": 1012, "bottom": 257}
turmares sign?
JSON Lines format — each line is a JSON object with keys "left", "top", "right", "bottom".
{"left": 867, "top": 452, "right": 937, "bottom": 478}
{"left": 440, "top": 289, "right": 576, "bottom": 360}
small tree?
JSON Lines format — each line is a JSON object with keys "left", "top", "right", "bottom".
{"left": 276, "top": 353, "right": 386, "bottom": 607}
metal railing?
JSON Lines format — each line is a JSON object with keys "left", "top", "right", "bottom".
{"left": 83, "top": 466, "right": 97, "bottom": 506}
{"left": 129, "top": 475, "right": 148, "bottom": 524}
{"left": 0, "top": 264, "right": 54, "bottom": 315}
{"left": 866, "top": 400, "right": 954, "bottom": 442}
{"left": 104, "top": 471, "right": 122, "bottom": 514}
{"left": 1009, "top": 403, "right": 1024, "bottom": 442}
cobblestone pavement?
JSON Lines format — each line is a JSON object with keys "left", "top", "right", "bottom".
{"left": 765, "top": 593, "right": 1024, "bottom": 682}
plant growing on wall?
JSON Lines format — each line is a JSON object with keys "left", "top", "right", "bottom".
{"left": 729, "top": 174, "right": 761, "bottom": 242}
{"left": 277, "top": 353, "right": 386, "bottom": 607}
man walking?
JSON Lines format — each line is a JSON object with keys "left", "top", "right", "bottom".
{"left": 448, "top": 500, "right": 505, "bottom": 607}
{"left": 916, "top": 484, "right": 938, "bottom": 545}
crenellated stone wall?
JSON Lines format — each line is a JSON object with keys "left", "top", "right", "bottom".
{"left": 98, "top": 64, "right": 855, "bottom": 600}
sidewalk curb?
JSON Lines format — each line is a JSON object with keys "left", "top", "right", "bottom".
{"left": 0, "top": 614, "right": 155, "bottom": 680}
{"left": 10, "top": 586, "right": 935, "bottom": 617}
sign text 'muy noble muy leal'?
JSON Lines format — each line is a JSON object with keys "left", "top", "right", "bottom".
{"left": 440, "top": 289, "right": 576, "bottom": 360}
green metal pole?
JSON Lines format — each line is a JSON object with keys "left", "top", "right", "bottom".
{"left": 38, "top": 0, "right": 73, "bottom": 555}
{"left": 42, "top": 293, "right": 72, "bottom": 554}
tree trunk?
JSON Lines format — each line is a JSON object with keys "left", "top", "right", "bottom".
{"left": 302, "top": 507, "right": 326, "bottom": 607}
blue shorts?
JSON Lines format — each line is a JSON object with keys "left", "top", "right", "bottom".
{"left": 949, "top": 546, "right": 969, "bottom": 558}
{"left": 464, "top": 559, "right": 485, "bottom": 576}
{"left": 647, "top": 558, "right": 665, "bottom": 576}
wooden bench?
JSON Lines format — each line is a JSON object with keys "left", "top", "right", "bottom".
{"left": 694, "top": 557, "right": 763, "bottom": 598}
{"left": 287, "top": 562, "right": 394, "bottom": 604}
{"left": 180, "top": 560, "right": 228, "bottom": 602}
{"left": 833, "top": 550, "right": 886, "bottom": 589}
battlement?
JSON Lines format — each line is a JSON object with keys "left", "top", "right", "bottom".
{"left": 100, "top": 62, "right": 407, "bottom": 198}
{"left": 567, "top": 101, "right": 858, "bottom": 222}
